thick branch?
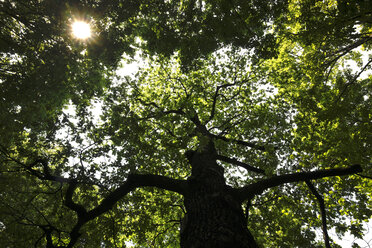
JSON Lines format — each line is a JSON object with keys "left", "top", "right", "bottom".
{"left": 216, "top": 154, "right": 265, "bottom": 174}
{"left": 65, "top": 182, "right": 87, "bottom": 218}
{"left": 357, "top": 173, "right": 372, "bottom": 180}
{"left": 305, "top": 181, "right": 331, "bottom": 248}
{"left": 40, "top": 226, "right": 54, "bottom": 248}
{"left": 1, "top": 148, "right": 187, "bottom": 247}
{"left": 234, "top": 164, "right": 362, "bottom": 202}
{"left": 87, "top": 174, "right": 187, "bottom": 220}
{"left": 65, "top": 174, "right": 187, "bottom": 247}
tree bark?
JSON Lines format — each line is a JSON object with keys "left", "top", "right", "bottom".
{"left": 181, "top": 145, "right": 258, "bottom": 248}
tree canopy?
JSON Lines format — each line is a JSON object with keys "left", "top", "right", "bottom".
{"left": 0, "top": 0, "right": 371, "bottom": 247}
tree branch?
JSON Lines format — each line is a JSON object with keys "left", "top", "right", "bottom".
{"left": 87, "top": 174, "right": 187, "bottom": 220}
{"left": 2, "top": 148, "right": 188, "bottom": 247}
{"left": 2, "top": 153, "right": 73, "bottom": 184}
{"left": 326, "top": 37, "right": 372, "bottom": 66}
{"left": 208, "top": 133, "right": 267, "bottom": 151}
{"left": 136, "top": 98, "right": 186, "bottom": 119}
{"left": 207, "top": 83, "right": 237, "bottom": 123}
{"left": 336, "top": 58, "right": 372, "bottom": 103}
{"left": 357, "top": 173, "right": 372, "bottom": 180}
{"left": 216, "top": 154, "right": 265, "bottom": 174}
{"left": 233, "top": 164, "right": 362, "bottom": 202}
{"left": 305, "top": 181, "right": 331, "bottom": 248}
{"left": 64, "top": 181, "right": 87, "bottom": 218}
{"left": 64, "top": 174, "right": 187, "bottom": 247}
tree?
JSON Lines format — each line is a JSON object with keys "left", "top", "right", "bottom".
{"left": 0, "top": 0, "right": 371, "bottom": 247}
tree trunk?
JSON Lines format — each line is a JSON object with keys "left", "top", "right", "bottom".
{"left": 181, "top": 146, "right": 258, "bottom": 248}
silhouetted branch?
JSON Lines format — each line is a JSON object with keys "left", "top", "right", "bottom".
{"left": 207, "top": 83, "right": 238, "bottom": 123}
{"left": 136, "top": 98, "right": 186, "bottom": 119}
{"left": 306, "top": 181, "right": 331, "bottom": 248}
{"left": 326, "top": 37, "right": 372, "bottom": 66}
{"left": 234, "top": 164, "right": 362, "bottom": 202}
{"left": 1, "top": 152, "right": 72, "bottom": 184}
{"left": 87, "top": 174, "right": 187, "bottom": 220}
{"left": 64, "top": 174, "right": 187, "bottom": 247}
{"left": 216, "top": 154, "right": 265, "bottom": 174}
{"left": 357, "top": 174, "right": 372, "bottom": 180}
{"left": 208, "top": 133, "right": 267, "bottom": 151}
{"left": 336, "top": 58, "right": 372, "bottom": 103}
{"left": 1, "top": 147, "right": 188, "bottom": 247}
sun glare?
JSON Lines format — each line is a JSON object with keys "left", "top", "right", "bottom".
{"left": 72, "top": 21, "right": 91, "bottom": 39}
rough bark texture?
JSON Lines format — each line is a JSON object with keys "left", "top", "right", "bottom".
{"left": 181, "top": 144, "right": 258, "bottom": 248}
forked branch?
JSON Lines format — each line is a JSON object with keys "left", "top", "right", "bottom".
{"left": 207, "top": 82, "right": 239, "bottom": 123}
{"left": 65, "top": 174, "right": 187, "bottom": 248}
{"left": 1, "top": 151, "right": 188, "bottom": 247}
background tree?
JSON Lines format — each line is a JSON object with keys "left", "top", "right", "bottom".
{"left": 0, "top": 0, "right": 371, "bottom": 247}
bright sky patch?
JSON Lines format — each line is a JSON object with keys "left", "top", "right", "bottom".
{"left": 72, "top": 21, "right": 91, "bottom": 39}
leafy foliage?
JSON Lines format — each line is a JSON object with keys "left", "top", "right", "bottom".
{"left": 0, "top": 0, "right": 371, "bottom": 247}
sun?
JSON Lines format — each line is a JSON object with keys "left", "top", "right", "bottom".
{"left": 72, "top": 21, "right": 91, "bottom": 39}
